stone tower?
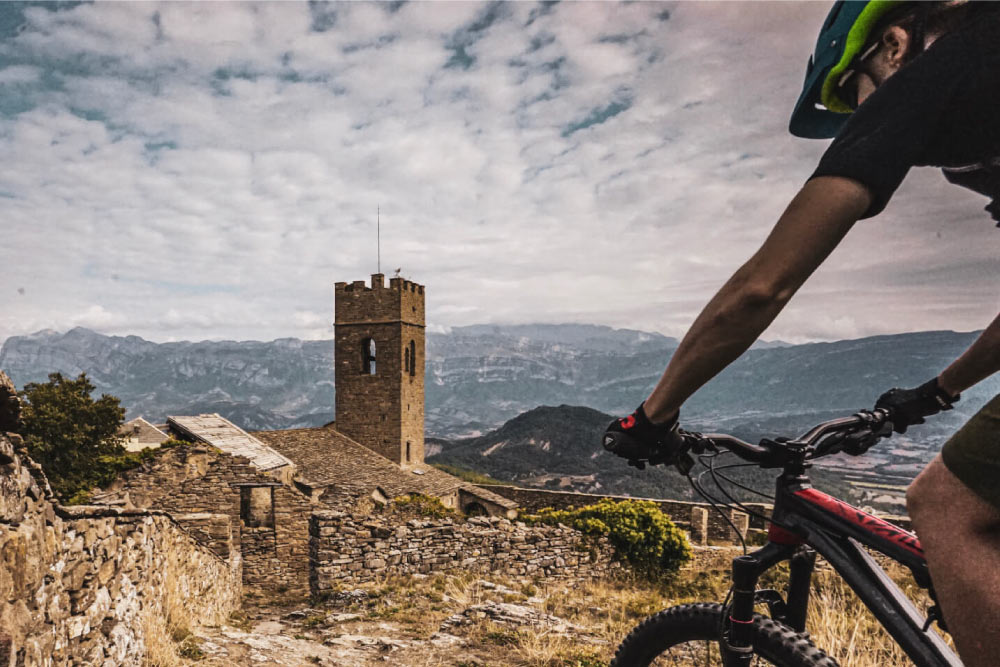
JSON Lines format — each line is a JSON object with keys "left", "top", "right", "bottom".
{"left": 334, "top": 274, "right": 425, "bottom": 468}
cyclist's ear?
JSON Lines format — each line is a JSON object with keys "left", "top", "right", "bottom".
{"left": 880, "top": 25, "right": 910, "bottom": 68}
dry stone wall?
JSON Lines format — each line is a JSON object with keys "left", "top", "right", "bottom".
{"left": 0, "top": 432, "right": 241, "bottom": 666}
{"left": 483, "top": 485, "right": 771, "bottom": 545}
{"left": 105, "top": 445, "right": 313, "bottom": 594}
{"left": 310, "top": 512, "right": 619, "bottom": 592}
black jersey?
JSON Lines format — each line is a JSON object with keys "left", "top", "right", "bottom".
{"left": 811, "top": 7, "right": 1000, "bottom": 223}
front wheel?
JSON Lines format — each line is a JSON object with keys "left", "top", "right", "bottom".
{"left": 610, "top": 603, "right": 838, "bottom": 666}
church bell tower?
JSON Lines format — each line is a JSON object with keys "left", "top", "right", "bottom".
{"left": 333, "top": 274, "right": 425, "bottom": 468}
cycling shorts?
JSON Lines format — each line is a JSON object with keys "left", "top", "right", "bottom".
{"left": 941, "top": 393, "right": 1000, "bottom": 510}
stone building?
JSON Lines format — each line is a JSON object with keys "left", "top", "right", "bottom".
{"left": 118, "top": 417, "right": 168, "bottom": 452}
{"left": 253, "top": 424, "right": 516, "bottom": 516}
{"left": 0, "top": 372, "right": 241, "bottom": 665}
{"left": 96, "top": 274, "right": 517, "bottom": 595}
{"left": 255, "top": 273, "right": 515, "bottom": 517}
{"left": 333, "top": 273, "right": 425, "bottom": 468}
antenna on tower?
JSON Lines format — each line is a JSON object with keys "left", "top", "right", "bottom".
{"left": 377, "top": 205, "right": 381, "bottom": 275}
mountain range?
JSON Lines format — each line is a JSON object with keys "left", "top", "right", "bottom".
{"left": 2, "top": 325, "right": 995, "bottom": 438}
{"left": 3, "top": 324, "right": 992, "bottom": 505}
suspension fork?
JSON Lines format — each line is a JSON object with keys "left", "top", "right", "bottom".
{"left": 724, "top": 542, "right": 800, "bottom": 667}
{"left": 785, "top": 546, "right": 817, "bottom": 631}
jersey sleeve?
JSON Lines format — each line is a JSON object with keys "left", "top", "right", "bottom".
{"left": 809, "top": 35, "right": 967, "bottom": 219}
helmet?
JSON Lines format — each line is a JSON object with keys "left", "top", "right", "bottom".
{"left": 789, "top": 1, "right": 907, "bottom": 138}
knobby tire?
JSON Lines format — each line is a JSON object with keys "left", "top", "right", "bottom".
{"left": 610, "top": 602, "right": 839, "bottom": 666}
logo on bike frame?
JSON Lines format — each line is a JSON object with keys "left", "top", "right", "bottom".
{"left": 793, "top": 488, "right": 924, "bottom": 558}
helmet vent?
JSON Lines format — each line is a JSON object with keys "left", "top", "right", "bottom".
{"left": 823, "top": 3, "right": 844, "bottom": 30}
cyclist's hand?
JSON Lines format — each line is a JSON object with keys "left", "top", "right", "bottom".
{"left": 602, "top": 403, "right": 684, "bottom": 468}
{"left": 875, "top": 377, "right": 959, "bottom": 434}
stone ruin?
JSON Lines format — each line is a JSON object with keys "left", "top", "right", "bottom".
{"left": 0, "top": 371, "right": 242, "bottom": 665}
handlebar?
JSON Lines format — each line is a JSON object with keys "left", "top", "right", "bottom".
{"left": 679, "top": 408, "right": 893, "bottom": 468}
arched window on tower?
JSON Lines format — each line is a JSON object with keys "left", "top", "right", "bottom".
{"left": 409, "top": 340, "right": 416, "bottom": 376}
{"left": 361, "top": 337, "right": 376, "bottom": 375}
{"left": 404, "top": 346, "right": 410, "bottom": 375}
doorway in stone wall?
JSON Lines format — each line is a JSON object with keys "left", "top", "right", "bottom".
{"left": 239, "top": 485, "right": 275, "bottom": 528}
{"left": 463, "top": 502, "right": 488, "bottom": 517}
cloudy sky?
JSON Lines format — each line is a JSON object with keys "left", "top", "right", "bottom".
{"left": 1, "top": 1, "right": 996, "bottom": 344}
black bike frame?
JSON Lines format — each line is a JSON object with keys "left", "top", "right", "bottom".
{"left": 724, "top": 472, "right": 962, "bottom": 667}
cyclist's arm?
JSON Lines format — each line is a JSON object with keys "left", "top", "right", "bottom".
{"left": 938, "top": 313, "right": 1000, "bottom": 396}
{"left": 643, "top": 176, "right": 872, "bottom": 422}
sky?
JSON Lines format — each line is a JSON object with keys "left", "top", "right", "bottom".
{"left": 0, "top": 1, "right": 997, "bottom": 345}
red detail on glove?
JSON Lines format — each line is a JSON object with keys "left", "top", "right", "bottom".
{"left": 620, "top": 415, "right": 636, "bottom": 429}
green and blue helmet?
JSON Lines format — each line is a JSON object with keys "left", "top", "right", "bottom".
{"left": 790, "top": 1, "right": 908, "bottom": 138}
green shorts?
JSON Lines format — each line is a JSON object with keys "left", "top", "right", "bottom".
{"left": 941, "top": 393, "right": 1000, "bottom": 510}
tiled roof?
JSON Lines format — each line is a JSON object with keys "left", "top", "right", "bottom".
{"left": 253, "top": 425, "right": 517, "bottom": 510}
{"left": 168, "top": 414, "right": 294, "bottom": 473}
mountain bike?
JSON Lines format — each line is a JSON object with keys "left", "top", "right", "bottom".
{"left": 604, "top": 409, "right": 961, "bottom": 666}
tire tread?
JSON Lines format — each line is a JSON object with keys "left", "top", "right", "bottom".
{"left": 610, "top": 603, "right": 839, "bottom": 666}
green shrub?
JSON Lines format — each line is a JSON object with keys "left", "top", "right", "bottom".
{"left": 429, "top": 463, "right": 505, "bottom": 486}
{"left": 62, "top": 447, "right": 161, "bottom": 505}
{"left": 391, "top": 493, "right": 456, "bottom": 519}
{"left": 524, "top": 498, "right": 691, "bottom": 577}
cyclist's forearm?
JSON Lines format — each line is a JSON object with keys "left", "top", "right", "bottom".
{"left": 938, "top": 313, "right": 1000, "bottom": 396}
{"left": 643, "top": 269, "right": 790, "bottom": 422}
{"left": 643, "top": 177, "right": 870, "bottom": 423}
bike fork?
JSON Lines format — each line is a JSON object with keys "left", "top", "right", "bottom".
{"left": 726, "top": 555, "right": 759, "bottom": 667}
{"left": 723, "top": 542, "right": 807, "bottom": 667}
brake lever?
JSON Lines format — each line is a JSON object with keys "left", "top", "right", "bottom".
{"left": 808, "top": 431, "right": 847, "bottom": 459}
{"left": 673, "top": 452, "right": 695, "bottom": 476}
{"left": 627, "top": 446, "right": 697, "bottom": 474}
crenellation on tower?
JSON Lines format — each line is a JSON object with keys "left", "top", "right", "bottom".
{"left": 334, "top": 275, "right": 425, "bottom": 468}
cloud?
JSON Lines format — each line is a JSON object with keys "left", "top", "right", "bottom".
{"left": 0, "top": 1, "right": 995, "bottom": 345}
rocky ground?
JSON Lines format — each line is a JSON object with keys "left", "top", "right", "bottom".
{"left": 163, "top": 546, "right": 936, "bottom": 667}
{"left": 161, "top": 549, "right": 752, "bottom": 667}
{"left": 186, "top": 573, "right": 619, "bottom": 666}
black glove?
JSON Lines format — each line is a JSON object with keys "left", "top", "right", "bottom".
{"left": 602, "top": 403, "right": 684, "bottom": 468}
{"left": 875, "top": 377, "right": 960, "bottom": 434}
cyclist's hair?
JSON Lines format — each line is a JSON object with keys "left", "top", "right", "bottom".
{"left": 878, "top": 1, "right": 986, "bottom": 64}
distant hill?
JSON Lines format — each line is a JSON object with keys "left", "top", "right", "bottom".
{"left": 426, "top": 404, "right": 699, "bottom": 499}
{"left": 425, "top": 404, "right": 860, "bottom": 503}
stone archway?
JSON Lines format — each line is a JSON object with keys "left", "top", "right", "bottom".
{"left": 463, "top": 501, "right": 488, "bottom": 517}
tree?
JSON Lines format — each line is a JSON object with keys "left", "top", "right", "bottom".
{"left": 18, "top": 372, "right": 126, "bottom": 502}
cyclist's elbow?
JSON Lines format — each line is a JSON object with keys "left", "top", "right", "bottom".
{"left": 735, "top": 276, "right": 796, "bottom": 313}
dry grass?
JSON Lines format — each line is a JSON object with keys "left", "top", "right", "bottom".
{"left": 142, "top": 566, "right": 205, "bottom": 666}
{"left": 141, "top": 608, "right": 184, "bottom": 667}
{"left": 436, "top": 547, "right": 949, "bottom": 666}
{"left": 170, "top": 547, "right": 951, "bottom": 666}
{"left": 368, "top": 550, "right": 944, "bottom": 667}
{"left": 803, "top": 559, "right": 953, "bottom": 667}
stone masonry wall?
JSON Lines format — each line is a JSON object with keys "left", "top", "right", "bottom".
{"left": 0, "top": 431, "right": 241, "bottom": 666}
{"left": 334, "top": 274, "right": 426, "bottom": 467}
{"left": 310, "top": 512, "right": 619, "bottom": 593}
{"left": 106, "top": 445, "right": 313, "bottom": 594}
{"left": 483, "top": 486, "right": 772, "bottom": 545}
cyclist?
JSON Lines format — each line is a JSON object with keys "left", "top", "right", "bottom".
{"left": 603, "top": 2, "right": 999, "bottom": 665}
